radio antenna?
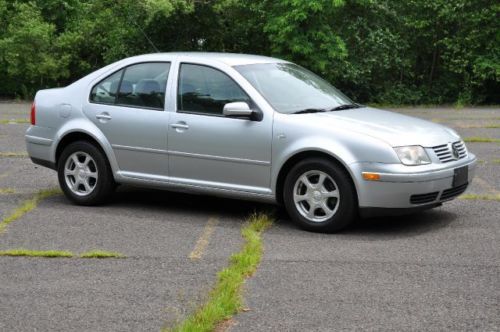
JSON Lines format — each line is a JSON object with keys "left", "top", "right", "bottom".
{"left": 127, "top": 15, "right": 160, "bottom": 53}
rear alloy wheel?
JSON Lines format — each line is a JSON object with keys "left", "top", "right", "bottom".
{"left": 284, "top": 158, "right": 357, "bottom": 232}
{"left": 64, "top": 151, "right": 98, "bottom": 196}
{"left": 57, "top": 141, "right": 115, "bottom": 205}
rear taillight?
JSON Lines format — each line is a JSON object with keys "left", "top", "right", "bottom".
{"left": 30, "top": 102, "right": 36, "bottom": 125}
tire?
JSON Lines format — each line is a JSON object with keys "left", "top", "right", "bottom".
{"left": 57, "top": 141, "right": 115, "bottom": 205}
{"left": 283, "top": 158, "right": 357, "bottom": 233}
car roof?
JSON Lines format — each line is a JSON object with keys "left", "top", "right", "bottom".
{"left": 129, "top": 52, "right": 287, "bottom": 67}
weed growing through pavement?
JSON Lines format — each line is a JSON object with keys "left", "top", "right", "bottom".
{"left": 80, "top": 250, "right": 125, "bottom": 258}
{"left": 0, "top": 188, "right": 61, "bottom": 233}
{"left": 167, "top": 212, "right": 273, "bottom": 332}
{"left": 463, "top": 137, "right": 500, "bottom": 143}
{"left": 0, "top": 249, "right": 73, "bottom": 258}
{"left": 460, "top": 194, "right": 500, "bottom": 201}
{"left": 0, "top": 188, "right": 15, "bottom": 194}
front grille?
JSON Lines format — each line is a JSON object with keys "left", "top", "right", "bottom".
{"left": 410, "top": 191, "right": 439, "bottom": 204}
{"left": 432, "top": 141, "right": 467, "bottom": 163}
{"left": 440, "top": 183, "right": 468, "bottom": 201}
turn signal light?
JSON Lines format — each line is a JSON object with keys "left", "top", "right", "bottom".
{"left": 362, "top": 172, "right": 380, "bottom": 181}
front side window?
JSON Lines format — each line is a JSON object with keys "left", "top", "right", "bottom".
{"left": 177, "top": 64, "right": 251, "bottom": 115}
{"left": 234, "top": 63, "right": 354, "bottom": 114}
{"left": 90, "top": 62, "right": 170, "bottom": 110}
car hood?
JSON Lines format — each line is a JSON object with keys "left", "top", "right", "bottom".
{"left": 306, "top": 107, "right": 460, "bottom": 147}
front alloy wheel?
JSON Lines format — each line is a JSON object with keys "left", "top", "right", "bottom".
{"left": 293, "top": 170, "right": 340, "bottom": 223}
{"left": 284, "top": 158, "right": 357, "bottom": 232}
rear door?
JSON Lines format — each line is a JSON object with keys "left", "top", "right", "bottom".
{"left": 83, "top": 62, "right": 171, "bottom": 177}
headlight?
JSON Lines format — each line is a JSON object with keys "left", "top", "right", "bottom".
{"left": 394, "top": 146, "right": 431, "bottom": 165}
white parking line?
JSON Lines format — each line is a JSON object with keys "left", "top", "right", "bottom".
{"left": 189, "top": 217, "right": 219, "bottom": 261}
{"left": 474, "top": 176, "right": 500, "bottom": 195}
{"left": 0, "top": 171, "right": 11, "bottom": 179}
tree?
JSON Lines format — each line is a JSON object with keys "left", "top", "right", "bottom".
{"left": 0, "top": 1, "right": 69, "bottom": 97}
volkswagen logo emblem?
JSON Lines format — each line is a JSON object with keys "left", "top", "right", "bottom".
{"left": 451, "top": 143, "right": 460, "bottom": 160}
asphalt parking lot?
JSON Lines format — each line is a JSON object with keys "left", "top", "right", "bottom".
{"left": 0, "top": 102, "right": 499, "bottom": 331}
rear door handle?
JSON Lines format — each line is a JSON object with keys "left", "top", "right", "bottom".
{"left": 96, "top": 113, "right": 112, "bottom": 121}
{"left": 170, "top": 123, "right": 189, "bottom": 130}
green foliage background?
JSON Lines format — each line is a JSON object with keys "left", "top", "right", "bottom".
{"left": 0, "top": 0, "right": 498, "bottom": 104}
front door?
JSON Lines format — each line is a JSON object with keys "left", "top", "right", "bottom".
{"left": 167, "top": 63, "right": 272, "bottom": 194}
{"left": 83, "top": 62, "right": 171, "bottom": 177}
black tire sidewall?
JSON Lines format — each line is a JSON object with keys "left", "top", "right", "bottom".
{"left": 283, "top": 158, "right": 357, "bottom": 232}
{"left": 57, "top": 141, "right": 114, "bottom": 205}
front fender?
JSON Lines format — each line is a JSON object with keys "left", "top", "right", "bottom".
{"left": 270, "top": 114, "right": 401, "bottom": 199}
{"left": 271, "top": 136, "right": 359, "bottom": 194}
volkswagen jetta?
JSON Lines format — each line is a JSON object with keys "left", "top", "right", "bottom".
{"left": 25, "top": 53, "right": 476, "bottom": 232}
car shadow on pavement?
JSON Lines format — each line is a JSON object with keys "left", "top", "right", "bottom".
{"left": 271, "top": 206, "right": 457, "bottom": 237}
{"left": 110, "top": 186, "right": 275, "bottom": 220}
{"left": 71, "top": 186, "right": 456, "bottom": 237}
{"left": 345, "top": 209, "right": 457, "bottom": 236}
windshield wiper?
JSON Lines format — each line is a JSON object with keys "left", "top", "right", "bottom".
{"left": 327, "top": 103, "right": 362, "bottom": 111}
{"left": 292, "top": 108, "right": 327, "bottom": 114}
{"left": 293, "top": 104, "right": 362, "bottom": 114}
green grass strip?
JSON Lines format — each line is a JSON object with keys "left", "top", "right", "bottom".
{"left": 167, "top": 213, "right": 273, "bottom": 332}
{"left": 485, "top": 124, "right": 500, "bottom": 128}
{"left": 80, "top": 250, "right": 125, "bottom": 259}
{"left": 0, "top": 118, "right": 29, "bottom": 124}
{"left": 0, "top": 248, "right": 73, "bottom": 258}
{"left": 0, "top": 248, "right": 125, "bottom": 259}
{"left": 0, "top": 152, "right": 28, "bottom": 158}
{"left": 463, "top": 137, "right": 500, "bottom": 143}
{"left": 0, "top": 188, "right": 15, "bottom": 194}
{"left": 460, "top": 194, "right": 500, "bottom": 201}
{"left": 0, "top": 188, "right": 61, "bottom": 233}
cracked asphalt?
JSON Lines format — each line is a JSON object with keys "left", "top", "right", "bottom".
{"left": 1, "top": 102, "right": 499, "bottom": 331}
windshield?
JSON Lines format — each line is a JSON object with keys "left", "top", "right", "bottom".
{"left": 234, "top": 63, "right": 354, "bottom": 114}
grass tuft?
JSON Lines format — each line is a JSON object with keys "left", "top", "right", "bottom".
{"left": 167, "top": 212, "right": 273, "bottom": 332}
{"left": 0, "top": 248, "right": 73, "bottom": 258}
{"left": 463, "top": 137, "right": 500, "bottom": 143}
{"left": 0, "top": 248, "right": 126, "bottom": 259}
{"left": 80, "top": 250, "right": 125, "bottom": 259}
{"left": 484, "top": 124, "right": 500, "bottom": 128}
{"left": 460, "top": 194, "right": 500, "bottom": 201}
{"left": 493, "top": 159, "right": 500, "bottom": 165}
{"left": 0, "top": 152, "right": 28, "bottom": 158}
{"left": 0, "top": 118, "right": 29, "bottom": 124}
{"left": 0, "top": 188, "right": 61, "bottom": 233}
{"left": 0, "top": 188, "right": 15, "bottom": 194}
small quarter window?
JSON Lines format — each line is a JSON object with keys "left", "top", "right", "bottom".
{"left": 90, "top": 70, "right": 123, "bottom": 104}
{"left": 178, "top": 64, "right": 251, "bottom": 116}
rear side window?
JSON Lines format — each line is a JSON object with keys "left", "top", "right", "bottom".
{"left": 177, "top": 64, "right": 250, "bottom": 116}
{"left": 90, "top": 62, "right": 170, "bottom": 110}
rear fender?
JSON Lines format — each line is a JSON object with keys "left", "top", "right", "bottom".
{"left": 52, "top": 119, "right": 119, "bottom": 175}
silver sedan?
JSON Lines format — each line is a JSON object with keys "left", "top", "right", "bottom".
{"left": 25, "top": 52, "right": 477, "bottom": 232}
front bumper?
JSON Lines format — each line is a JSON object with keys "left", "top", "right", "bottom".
{"left": 350, "top": 154, "right": 477, "bottom": 213}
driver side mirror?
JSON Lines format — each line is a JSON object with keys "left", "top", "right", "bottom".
{"left": 223, "top": 102, "right": 262, "bottom": 121}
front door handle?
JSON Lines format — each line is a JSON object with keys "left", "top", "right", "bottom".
{"left": 170, "top": 122, "right": 189, "bottom": 130}
{"left": 96, "top": 113, "right": 112, "bottom": 121}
